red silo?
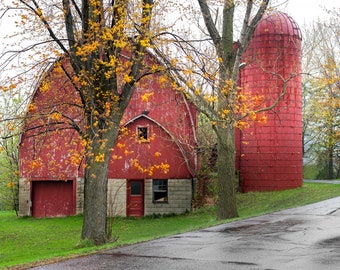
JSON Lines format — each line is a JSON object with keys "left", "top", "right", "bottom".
{"left": 236, "top": 11, "right": 303, "bottom": 192}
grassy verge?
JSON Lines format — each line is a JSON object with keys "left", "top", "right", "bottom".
{"left": 1, "top": 182, "right": 340, "bottom": 269}
{"left": 303, "top": 165, "right": 319, "bottom": 179}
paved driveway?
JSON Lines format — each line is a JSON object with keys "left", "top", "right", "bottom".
{"left": 32, "top": 197, "right": 340, "bottom": 270}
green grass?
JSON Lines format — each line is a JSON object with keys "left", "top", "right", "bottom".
{"left": 1, "top": 182, "right": 340, "bottom": 269}
{"left": 303, "top": 165, "right": 319, "bottom": 179}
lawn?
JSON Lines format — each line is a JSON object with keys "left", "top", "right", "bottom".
{"left": 303, "top": 164, "right": 319, "bottom": 179}
{"left": 1, "top": 182, "right": 340, "bottom": 269}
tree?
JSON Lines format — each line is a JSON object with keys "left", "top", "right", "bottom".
{"left": 0, "top": 136, "right": 19, "bottom": 212}
{"left": 198, "top": 0, "right": 271, "bottom": 219}
{"left": 1, "top": 0, "right": 157, "bottom": 245}
{"left": 0, "top": 85, "right": 26, "bottom": 213}
{"left": 302, "top": 10, "right": 340, "bottom": 179}
{"left": 195, "top": 114, "right": 218, "bottom": 208}
{"left": 152, "top": 0, "right": 270, "bottom": 219}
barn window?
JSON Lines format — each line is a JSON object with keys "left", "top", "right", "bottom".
{"left": 137, "top": 126, "right": 148, "bottom": 141}
{"left": 130, "top": 181, "right": 142, "bottom": 195}
{"left": 153, "top": 179, "right": 168, "bottom": 203}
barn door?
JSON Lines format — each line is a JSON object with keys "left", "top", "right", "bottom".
{"left": 32, "top": 180, "right": 74, "bottom": 218}
{"left": 126, "top": 180, "right": 144, "bottom": 217}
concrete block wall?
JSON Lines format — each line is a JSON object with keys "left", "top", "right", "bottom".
{"left": 20, "top": 178, "right": 192, "bottom": 217}
{"left": 144, "top": 179, "right": 192, "bottom": 216}
{"left": 76, "top": 178, "right": 127, "bottom": 217}
{"left": 76, "top": 177, "right": 84, "bottom": 215}
{"left": 107, "top": 179, "right": 126, "bottom": 217}
{"left": 18, "top": 178, "right": 30, "bottom": 216}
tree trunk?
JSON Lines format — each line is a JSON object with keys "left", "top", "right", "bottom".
{"left": 328, "top": 149, "right": 334, "bottom": 179}
{"left": 196, "top": 0, "right": 269, "bottom": 221}
{"left": 216, "top": 123, "right": 238, "bottom": 220}
{"left": 81, "top": 119, "right": 121, "bottom": 245}
{"left": 81, "top": 155, "right": 110, "bottom": 245}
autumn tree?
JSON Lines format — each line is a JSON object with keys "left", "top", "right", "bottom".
{"left": 0, "top": 136, "right": 19, "bottom": 212}
{"left": 303, "top": 10, "right": 340, "bottom": 179}
{"left": 0, "top": 0, "right": 159, "bottom": 245}
{"left": 197, "top": 0, "right": 271, "bottom": 219}
{"left": 0, "top": 93, "right": 22, "bottom": 213}
{"left": 153, "top": 0, "right": 270, "bottom": 219}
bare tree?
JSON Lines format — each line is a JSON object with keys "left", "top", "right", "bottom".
{"left": 152, "top": 0, "right": 270, "bottom": 219}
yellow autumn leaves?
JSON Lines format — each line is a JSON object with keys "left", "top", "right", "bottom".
{"left": 132, "top": 158, "right": 170, "bottom": 176}
{"left": 7, "top": 182, "right": 15, "bottom": 188}
{"left": 0, "top": 83, "right": 17, "bottom": 92}
{"left": 141, "top": 92, "right": 154, "bottom": 102}
{"left": 74, "top": 0, "right": 153, "bottom": 62}
{"left": 90, "top": 126, "right": 169, "bottom": 175}
{"left": 94, "top": 153, "right": 105, "bottom": 162}
{"left": 93, "top": 149, "right": 170, "bottom": 176}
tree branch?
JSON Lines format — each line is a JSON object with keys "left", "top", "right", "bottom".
{"left": 63, "top": 0, "right": 77, "bottom": 59}
{"left": 197, "top": 0, "right": 222, "bottom": 59}
{"left": 19, "top": 0, "right": 69, "bottom": 54}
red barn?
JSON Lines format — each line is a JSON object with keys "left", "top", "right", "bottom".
{"left": 18, "top": 51, "right": 197, "bottom": 218}
{"left": 18, "top": 11, "right": 303, "bottom": 217}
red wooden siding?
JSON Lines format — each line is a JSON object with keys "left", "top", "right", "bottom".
{"left": 20, "top": 129, "right": 83, "bottom": 179}
{"left": 19, "top": 51, "right": 197, "bottom": 217}
{"left": 19, "top": 58, "right": 84, "bottom": 180}
{"left": 109, "top": 116, "right": 194, "bottom": 179}
{"left": 19, "top": 54, "right": 197, "bottom": 182}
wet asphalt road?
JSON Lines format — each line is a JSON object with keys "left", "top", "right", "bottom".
{"left": 31, "top": 196, "right": 340, "bottom": 270}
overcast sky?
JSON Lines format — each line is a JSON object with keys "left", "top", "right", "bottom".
{"left": 282, "top": 0, "right": 339, "bottom": 27}
{"left": 0, "top": 0, "right": 339, "bottom": 57}
{"left": 1, "top": 1, "right": 339, "bottom": 41}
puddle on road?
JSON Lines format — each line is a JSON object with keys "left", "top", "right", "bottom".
{"left": 317, "top": 236, "right": 340, "bottom": 247}
{"left": 170, "top": 235, "right": 200, "bottom": 239}
{"left": 221, "top": 224, "right": 259, "bottom": 233}
{"left": 221, "top": 219, "right": 304, "bottom": 235}
{"left": 315, "top": 236, "right": 340, "bottom": 267}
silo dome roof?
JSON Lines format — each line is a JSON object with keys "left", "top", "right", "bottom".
{"left": 255, "top": 11, "right": 302, "bottom": 40}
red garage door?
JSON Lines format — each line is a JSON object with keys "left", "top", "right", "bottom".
{"left": 32, "top": 180, "right": 75, "bottom": 218}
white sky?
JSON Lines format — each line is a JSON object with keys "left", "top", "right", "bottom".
{"left": 1, "top": 1, "right": 338, "bottom": 46}
{"left": 281, "top": 0, "right": 339, "bottom": 27}
{"left": 0, "top": 0, "right": 339, "bottom": 66}
{"left": 0, "top": 0, "right": 338, "bottom": 115}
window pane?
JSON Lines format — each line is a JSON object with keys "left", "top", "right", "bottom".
{"left": 153, "top": 180, "right": 167, "bottom": 190}
{"left": 137, "top": 127, "right": 148, "bottom": 140}
{"left": 153, "top": 180, "right": 168, "bottom": 203}
{"left": 131, "top": 181, "right": 141, "bottom": 195}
